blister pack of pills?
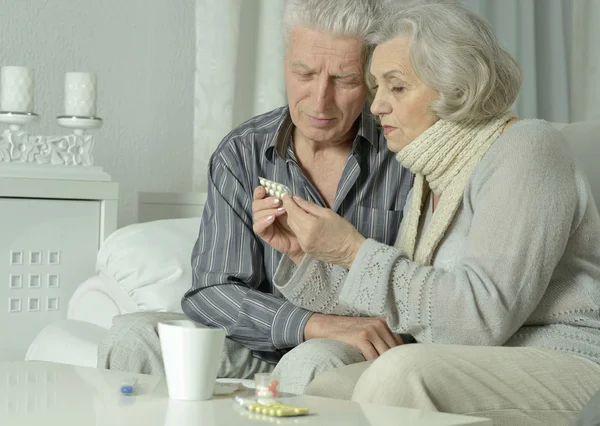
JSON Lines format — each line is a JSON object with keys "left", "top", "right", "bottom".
{"left": 259, "top": 177, "right": 291, "bottom": 198}
{"left": 234, "top": 396, "right": 309, "bottom": 417}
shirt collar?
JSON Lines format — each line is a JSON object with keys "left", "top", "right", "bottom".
{"left": 266, "top": 104, "right": 380, "bottom": 162}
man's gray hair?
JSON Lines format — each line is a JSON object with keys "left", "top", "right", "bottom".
{"left": 282, "top": 0, "right": 385, "bottom": 65}
{"left": 369, "top": 0, "right": 522, "bottom": 121}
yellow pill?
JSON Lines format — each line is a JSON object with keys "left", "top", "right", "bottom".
{"left": 278, "top": 408, "right": 296, "bottom": 416}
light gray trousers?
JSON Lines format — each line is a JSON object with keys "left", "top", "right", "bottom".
{"left": 97, "top": 312, "right": 365, "bottom": 394}
{"left": 306, "top": 343, "right": 600, "bottom": 426}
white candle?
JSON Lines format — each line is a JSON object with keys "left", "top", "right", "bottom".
{"left": 64, "top": 72, "right": 97, "bottom": 117}
{"left": 1, "top": 66, "right": 34, "bottom": 113}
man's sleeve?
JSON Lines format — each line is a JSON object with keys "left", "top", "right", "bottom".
{"left": 181, "top": 150, "right": 313, "bottom": 352}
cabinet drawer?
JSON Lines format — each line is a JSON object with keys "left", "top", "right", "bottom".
{"left": 0, "top": 198, "right": 100, "bottom": 361}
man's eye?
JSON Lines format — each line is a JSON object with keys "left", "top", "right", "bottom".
{"left": 338, "top": 80, "right": 360, "bottom": 87}
{"left": 392, "top": 86, "right": 405, "bottom": 93}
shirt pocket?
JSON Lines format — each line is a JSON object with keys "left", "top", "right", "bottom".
{"left": 352, "top": 205, "right": 403, "bottom": 246}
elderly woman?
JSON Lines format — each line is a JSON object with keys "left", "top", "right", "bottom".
{"left": 252, "top": 1, "right": 600, "bottom": 425}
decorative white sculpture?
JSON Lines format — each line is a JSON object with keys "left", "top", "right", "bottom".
{"left": 0, "top": 113, "right": 101, "bottom": 166}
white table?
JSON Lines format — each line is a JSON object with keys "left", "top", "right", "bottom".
{"left": 0, "top": 361, "right": 491, "bottom": 426}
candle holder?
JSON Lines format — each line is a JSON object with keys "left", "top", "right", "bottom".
{"left": 0, "top": 111, "right": 109, "bottom": 181}
{"left": 0, "top": 67, "right": 108, "bottom": 180}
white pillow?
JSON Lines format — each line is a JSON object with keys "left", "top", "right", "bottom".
{"left": 96, "top": 217, "right": 201, "bottom": 313}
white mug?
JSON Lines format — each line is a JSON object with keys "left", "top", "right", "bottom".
{"left": 158, "top": 320, "right": 225, "bottom": 401}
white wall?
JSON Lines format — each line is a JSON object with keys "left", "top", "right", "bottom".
{"left": 0, "top": 0, "right": 195, "bottom": 227}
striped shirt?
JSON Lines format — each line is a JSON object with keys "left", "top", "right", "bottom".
{"left": 182, "top": 105, "right": 412, "bottom": 364}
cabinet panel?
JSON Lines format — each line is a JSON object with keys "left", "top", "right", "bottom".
{"left": 0, "top": 198, "right": 100, "bottom": 361}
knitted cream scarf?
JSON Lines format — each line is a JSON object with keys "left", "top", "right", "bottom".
{"left": 396, "top": 111, "right": 515, "bottom": 265}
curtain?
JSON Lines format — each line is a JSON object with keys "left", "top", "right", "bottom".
{"left": 462, "top": 0, "right": 572, "bottom": 123}
{"left": 571, "top": 0, "right": 600, "bottom": 121}
{"left": 193, "top": 0, "right": 286, "bottom": 191}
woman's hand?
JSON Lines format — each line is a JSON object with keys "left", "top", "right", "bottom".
{"left": 282, "top": 195, "right": 366, "bottom": 269}
{"left": 252, "top": 186, "right": 304, "bottom": 264}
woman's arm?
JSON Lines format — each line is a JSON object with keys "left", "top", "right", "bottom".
{"left": 276, "top": 125, "right": 580, "bottom": 345}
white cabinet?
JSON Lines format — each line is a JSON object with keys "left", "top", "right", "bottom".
{"left": 0, "top": 177, "right": 118, "bottom": 361}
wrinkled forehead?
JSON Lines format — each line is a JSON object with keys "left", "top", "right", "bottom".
{"left": 286, "top": 27, "right": 367, "bottom": 72}
{"left": 369, "top": 36, "right": 414, "bottom": 79}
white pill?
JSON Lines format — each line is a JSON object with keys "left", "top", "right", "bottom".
{"left": 275, "top": 191, "right": 281, "bottom": 198}
{"left": 259, "top": 179, "right": 265, "bottom": 186}
{"left": 276, "top": 184, "right": 283, "bottom": 192}
{"left": 268, "top": 189, "right": 275, "bottom": 196}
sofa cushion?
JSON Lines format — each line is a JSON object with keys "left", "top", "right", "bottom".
{"left": 558, "top": 120, "right": 600, "bottom": 210}
{"left": 26, "top": 319, "right": 109, "bottom": 367}
{"left": 96, "top": 217, "right": 201, "bottom": 313}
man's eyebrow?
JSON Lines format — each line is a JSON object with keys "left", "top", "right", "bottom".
{"left": 333, "top": 71, "right": 361, "bottom": 79}
{"left": 291, "top": 61, "right": 360, "bottom": 78}
{"left": 291, "top": 61, "right": 314, "bottom": 72}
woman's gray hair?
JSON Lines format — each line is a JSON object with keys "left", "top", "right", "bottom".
{"left": 369, "top": 0, "right": 522, "bottom": 121}
{"left": 282, "top": 0, "right": 384, "bottom": 67}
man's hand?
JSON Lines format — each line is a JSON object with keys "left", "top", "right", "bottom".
{"left": 252, "top": 186, "right": 304, "bottom": 264}
{"left": 304, "top": 313, "right": 403, "bottom": 360}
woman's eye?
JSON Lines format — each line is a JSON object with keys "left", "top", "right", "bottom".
{"left": 371, "top": 85, "right": 379, "bottom": 91}
{"left": 392, "top": 86, "right": 404, "bottom": 93}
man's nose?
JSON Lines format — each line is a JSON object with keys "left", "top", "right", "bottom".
{"left": 313, "top": 76, "right": 333, "bottom": 111}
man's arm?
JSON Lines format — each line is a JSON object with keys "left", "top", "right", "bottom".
{"left": 181, "top": 151, "right": 313, "bottom": 352}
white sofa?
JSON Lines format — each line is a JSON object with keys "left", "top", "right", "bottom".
{"left": 25, "top": 120, "right": 600, "bottom": 368}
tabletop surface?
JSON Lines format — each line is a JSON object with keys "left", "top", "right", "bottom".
{"left": 0, "top": 361, "right": 491, "bottom": 426}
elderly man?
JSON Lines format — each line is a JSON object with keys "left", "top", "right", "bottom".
{"left": 97, "top": 0, "right": 412, "bottom": 394}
